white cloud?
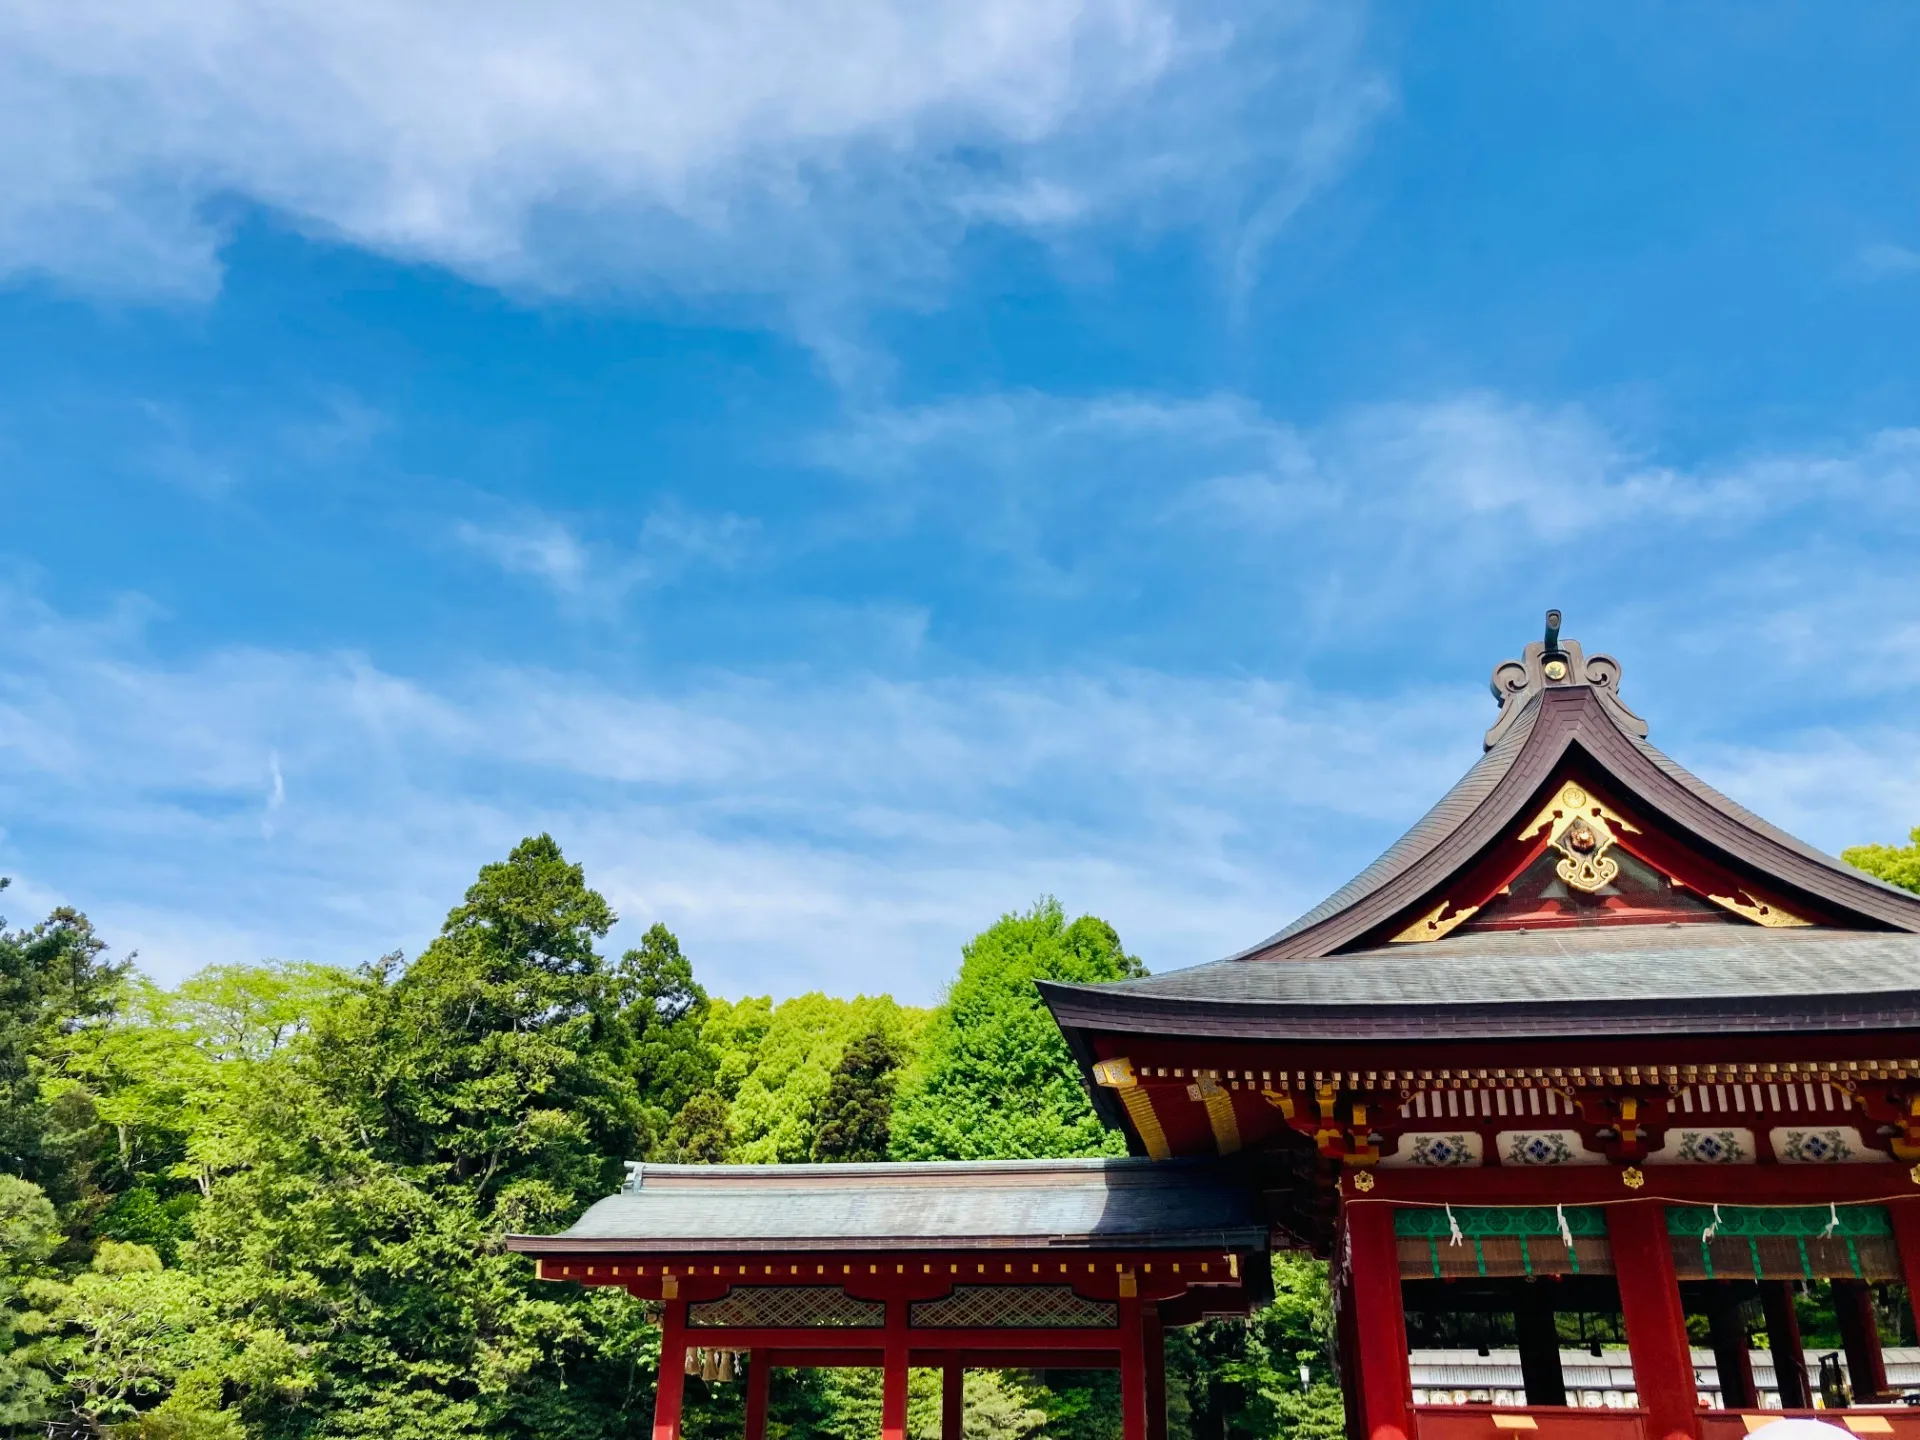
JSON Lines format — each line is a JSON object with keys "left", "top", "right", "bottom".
{"left": 451, "top": 501, "right": 753, "bottom": 612}
{"left": 1857, "top": 241, "right": 1920, "bottom": 279}
{"left": 0, "top": 0, "right": 1385, "bottom": 330}
{"left": 0, "top": 582, "right": 1488, "bottom": 998}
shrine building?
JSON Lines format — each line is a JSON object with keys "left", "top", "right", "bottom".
{"left": 508, "top": 614, "right": 1920, "bottom": 1440}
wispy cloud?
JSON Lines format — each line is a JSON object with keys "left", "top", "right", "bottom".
{"left": 0, "top": 580, "right": 1490, "bottom": 996}
{"left": 0, "top": 0, "right": 1386, "bottom": 344}
{"left": 451, "top": 502, "right": 754, "bottom": 614}
{"left": 1856, "top": 240, "right": 1920, "bottom": 279}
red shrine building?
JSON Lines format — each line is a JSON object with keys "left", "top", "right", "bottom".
{"left": 509, "top": 615, "right": 1920, "bottom": 1440}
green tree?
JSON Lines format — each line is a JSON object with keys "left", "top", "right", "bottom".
{"left": 1845, "top": 827, "right": 1920, "bottom": 894}
{"left": 714, "top": 995, "right": 925, "bottom": 1163}
{"left": 810, "top": 1030, "right": 902, "bottom": 1163}
{"left": 0, "top": 888, "right": 126, "bottom": 1199}
{"left": 1165, "top": 1254, "right": 1342, "bottom": 1440}
{"left": 0, "top": 1174, "right": 61, "bottom": 1428}
{"left": 662, "top": 1093, "right": 732, "bottom": 1163}
{"left": 180, "top": 837, "right": 670, "bottom": 1440}
{"left": 618, "top": 924, "right": 716, "bottom": 1157}
{"left": 890, "top": 899, "right": 1142, "bottom": 1162}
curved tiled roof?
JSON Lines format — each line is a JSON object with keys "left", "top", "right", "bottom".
{"left": 1039, "top": 927, "right": 1920, "bottom": 1040}
{"left": 1226, "top": 695, "right": 1543, "bottom": 957}
{"left": 505, "top": 1156, "right": 1268, "bottom": 1254}
{"left": 1223, "top": 640, "right": 1920, "bottom": 960}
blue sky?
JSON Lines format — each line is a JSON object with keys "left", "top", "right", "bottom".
{"left": 2, "top": 2, "right": 1917, "bottom": 1000}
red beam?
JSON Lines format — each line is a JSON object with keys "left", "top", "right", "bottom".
{"left": 755, "top": 1349, "right": 1123, "bottom": 1369}
{"left": 1356, "top": 1165, "right": 1920, "bottom": 1206}
{"left": 683, "top": 1326, "right": 1125, "bottom": 1351}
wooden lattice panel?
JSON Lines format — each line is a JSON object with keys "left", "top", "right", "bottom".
{"left": 688, "top": 1286, "right": 885, "bottom": 1328}
{"left": 910, "top": 1285, "right": 1119, "bottom": 1329}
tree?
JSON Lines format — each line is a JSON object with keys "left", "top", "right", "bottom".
{"left": 617, "top": 923, "right": 716, "bottom": 1157}
{"left": 712, "top": 994, "right": 926, "bottom": 1163}
{"left": 1165, "top": 1254, "right": 1343, "bottom": 1440}
{"left": 890, "top": 899, "right": 1142, "bottom": 1162}
{"left": 0, "top": 1174, "right": 61, "bottom": 1428}
{"left": 0, "top": 888, "right": 126, "bottom": 1199}
{"left": 662, "top": 1093, "right": 731, "bottom": 1164}
{"left": 178, "top": 837, "right": 665, "bottom": 1440}
{"left": 322, "top": 834, "right": 645, "bottom": 1210}
{"left": 810, "top": 1030, "right": 901, "bottom": 1163}
{"left": 1845, "top": 827, "right": 1920, "bottom": 895}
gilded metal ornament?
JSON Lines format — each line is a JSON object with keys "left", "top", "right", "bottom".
{"left": 1350, "top": 1169, "right": 1376, "bottom": 1192}
{"left": 1519, "top": 782, "right": 1639, "bottom": 894}
{"left": 1620, "top": 1166, "right": 1646, "bottom": 1190}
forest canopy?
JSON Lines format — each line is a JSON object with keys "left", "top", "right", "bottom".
{"left": 0, "top": 843, "right": 1341, "bottom": 1440}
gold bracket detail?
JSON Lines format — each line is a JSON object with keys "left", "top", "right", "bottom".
{"left": 1093, "top": 1057, "right": 1172, "bottom": 1161}
{"left": 1188, "top": 1076, "right": 1242, "bottom": 1155}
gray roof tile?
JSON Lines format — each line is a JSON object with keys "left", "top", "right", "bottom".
{"left": 508, "top": 1157, "right": 1268, "bottom": 1253}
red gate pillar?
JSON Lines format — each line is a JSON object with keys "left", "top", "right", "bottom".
{"left": 745, "top": 1350, "right": 771, "bottom": 1440}
{"left": 941, "top": 1362, "right": 963, "bottom": 1440}
{"left": 1120, "top": 1291, "right": 1149, "bottom": 1440}
{"left": 1833, "top": 1280, "right": 1889, "bottom": 1403}
{"left": 883, "top": 1298, "right": 909, "bottom": 1440}
{"left": 1145, "top": 1303, "right": 1168, "bottom": 1440}
{"left": 1346, "top": 1203, "right": 1411, "bottom": 1440}
{"left": 654, "top": 1298, "right": 689, "bottom": 1440}
{"left": 1608, "top": 1201, "right": 1697, "bottom": 1440}
{"left": 1890, "top": 1200, "right": 1920, "bottom": 1355}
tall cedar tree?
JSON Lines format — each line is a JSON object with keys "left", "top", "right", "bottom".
{"left": 183, "top": 837, "right": 665, "bottom": 1440}
{"left": 0, "top": 884, "right": 125, "bottom": 1201}
{"left": 809, "top": 1030, "right": 901, "bottom": 1163}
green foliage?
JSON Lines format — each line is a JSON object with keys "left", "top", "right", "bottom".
{"left": 0, "top": 859, "right": 1338, "bottom": 1440}
{"left": 1845, "top": 827, "right": 1920, "bottom": 894}
{"left": 1165, "top": 1254, "right": 1342, "bottom": 1440}
{"left": 0, "top": 1174, "right": 62, "bottom": 1427}
{"left": 705, "top": 994, "right": 926, "bottom": 1163}
{"left": 810, "top": 1030, "right": 902, "bottom": 1163}
{"left": 619, "top": 924, "right": 717, "bottom": 1156}
{"left": 0, "top": 888, "right": 126, "bottom": 1198}
{"left": 891, "top": 898, "right": 1142, "bottom": 1161}
{"left": 662, "top": 1093, "right": 731, "bottom": 1163}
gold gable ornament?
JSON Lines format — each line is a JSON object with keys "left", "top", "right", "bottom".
{"left": 1518, "top": 783, "right": 1639, "bottom": 895}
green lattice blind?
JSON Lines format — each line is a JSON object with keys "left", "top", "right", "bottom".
{"left": 1665, "top": 1205, "right": 1899, "bottom": 1281}
{"left": 1394, "top": 1206, "right": 1612, "bottom": 1280}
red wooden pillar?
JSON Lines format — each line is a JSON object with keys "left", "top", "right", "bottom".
{"left": 1607, "top": 1201, "right": 1697, "bottom": 1440}
{"left": 883, "top": 1298, "right": 909, "bottom": 1440}
{"left": 744, "top": 1350, "right": 771, "bottom": 1440}
{"left": 1890, "top": 1200, "right": 1920, "bottom": 1356}
{"left": 1759, "top": 1282, "right": 1809, "bottom": 1409}
{"left": 1120, "top": 1291, "right": 1149, "bottom": 1440}
{"left": 941, "top": 1361, "right": 963, "bottom": 1440}
{"left": 654, "top": 1298, "right": 689, "bottom": 1440}
{"left": 1144, "top": 1303, "right": 1168, "bottom": 1440}
{"left": 1346, "top": 1203, "right": 1411, "bottom": 1440}
{"left": 1833, "top": 1280, "right": 1889, "bottom": 1403}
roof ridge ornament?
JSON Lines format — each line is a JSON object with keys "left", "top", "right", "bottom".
{"left": 1485, "top": 609, "right": 1647, "bottom": 751}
